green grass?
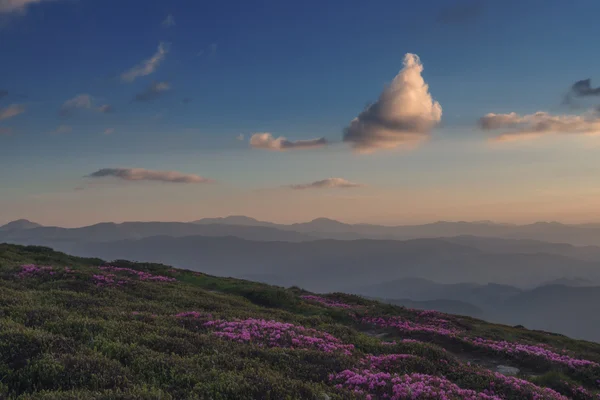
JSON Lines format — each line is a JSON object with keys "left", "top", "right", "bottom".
{"left": 1, "top": 243, "right": 599, "bottom": 399}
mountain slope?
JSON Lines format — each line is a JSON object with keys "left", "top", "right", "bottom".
{"left": 0, "top": 219, "right": 43, "bottom": 231}
{"left": 62, "top": 236, "right": 600, "bottom": 291}
{"left": 1, "top": 243, "right": 599, "bottom": 399}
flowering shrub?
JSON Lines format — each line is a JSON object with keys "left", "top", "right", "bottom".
{"left": 98, "top": 266, "right": 176, "bottom": 282}
{"left": 203, "top": 318, "right": 355, "bottom": 355}
{"left": 17, "top": 264, "right": 55, "bottom": 278}
{"left": 330, "top": 371, "right": 504, "bottom": 399}
{"left": 92, "top": 274, "right": 127, "bottom": 287}
{"left": 465, "top": 337, "right": 600, "bottom": 370}
{"left": 361, "top": 315, "right": 462, "bottom": 336}
{"left": 301, "top": 295, "right": 355, "bottom": 309}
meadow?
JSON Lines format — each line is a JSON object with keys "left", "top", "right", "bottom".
{"left": 1, "top": 243, "right": 599, "bottom": 399}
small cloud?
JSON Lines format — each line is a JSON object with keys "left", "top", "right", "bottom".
{"left": 343, "top": 53, "right": 442, "bottom": 153}
{"left": 103, "top": 128, "right": 115, "bottom": 135}
{"left": 290, "top": 178, "right": 363, "bottom": 190}
{"left": 87, "top": 168, "right": 214, "bottom": 184}
{"left": 0, "top": 89, "right": 8, "bottom": 98}
{"left": 0, "top": 0, "right": 54, "bottom": 14}
{"left": 0, "top": 103, "right": 25, "bottom": 120}
{"left": 196, "top": 50, "right": 204, "bottom": 57}
{"left": 121, "top": 42, "right": 169, "bottom": 83}
{"left": 236, "top": 134, "right": 245, "bottom": 141}
{"left": 161, "top": 14, "right": 175, "bottom": 28}
{"left": 0, "top": 127, "right": 12, "bottom": 135}
{"left": 478, "top": 110, "right": 600, "bottom": 142}
{"left": 437, "top": 0, "right": 484, "bottom": 24}
{"left": 570, "top": 79, "right": 600, "bottom": 97}
{"left": 50, "top": 124, "right": 72, "bottom": 134}
{"left": 134, "top": 81, "right": 171, "bottom": 102}
{"left": 98, "top": 104, "right": 114, "bottom": 113}
{"left": 74, "top": 186, "right": 85, "bottom": 191}
{"left": 249, "top": 132, "right": 327, "bottom": 151}
{"left": 209, "top": 43, "right": 217, "bottom": 55}
{"left": 59, "top": 94, "right": 92, "bottom": 117}
{"left": 182, "top": 97, "right": 192, "bottom": 104}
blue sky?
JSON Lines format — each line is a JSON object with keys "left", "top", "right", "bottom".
{"left": 2, "top": 0, "right": 600, "bottom": 226}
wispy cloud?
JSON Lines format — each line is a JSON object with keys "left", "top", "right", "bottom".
{"left": 0, "top": 89, "right": 8, "bottom": 98}
{"left": 134, "top": 81, "right": 171, "bottom": 102}
{"left": 59, "top": 94, "right": 92, "bottom": 117}
{"left": 236, "top": 134, "right": 245, "bottom": 141}
{"left": 121, "top": 42, "right": 169, "bottom": 83}
{"left": 87, "top": 168, "right": 214, "bottom": 184}
{"left": 161, "top": 14, "right": 175, "bottom": 28}
{"left": 103, "top": 128, "right": 115, "bottom": 135}
{"left": 249, "top": 133, "right": 327, "bottom": 151}
{"left": 478, "top": 111, "right": 600, "bottom": 142}
{"left": 0, "top": 127, "right": 12, "bottom": 135}
{"left": 437, "top": 0, "right": 484, "bottom": 24}
{"left": 343, "top": 53, "right": 442, "bottom": 153}
{"left": 0, "top": 103, "right": 25, "bottom": 120}
{"left": 290, "top": 178, "right": 363, "bottom": 190}
{"left": 564, "top": 78, "right": 600, "bottom": 107}
{"left": 97, "top": 104, "right": 114, "bottom": 113}
{"left": 50, "top": 124, "right": 72, "bottom": 134}
{"left": 0, "top": 0, "right": 55, "bottom": 14}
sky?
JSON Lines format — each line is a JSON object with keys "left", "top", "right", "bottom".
{"left": 2, "top": 0, "right": 600, "bottom": 227}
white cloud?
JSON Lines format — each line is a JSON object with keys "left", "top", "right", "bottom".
{"left": 478, "top": 111, "right": 600, "bottom": 142}
{"left": 0, "top": 103, "right": 25, "bottom": 120}
{"left": 290, "top": 178, "right": 363, "bottom": 190}
{"left": 134, "top": 81, "right": 171, "bottom": 102}
{"left": 343, "top": 53, "right": 442, "bottom": 153}
{"left": 87, "top": 168, "right": 214, "bottom": 184}
{"left": 249, "top": 132, "right": 327, "bottom": 151}
{"left": 161, "top": 14, "right": 175, "bottom": 28}
{"left": 59, "top": 94, "right": 92, "bottom": 117}
{"left": 121, "top": 42, "right": 169, "bottom": 83}
{"left": 0, "top": 0, "right": 54, "bottom": 14}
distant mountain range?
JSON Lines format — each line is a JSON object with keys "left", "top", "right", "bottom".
{"left": 3, "top": 216, "right": 600, "bottom": 341}
{"left": 352, "top": 277, "right": 600, "bottom": 343}
{"left": 7, "top": 216, "right": 600, "bottom": 247}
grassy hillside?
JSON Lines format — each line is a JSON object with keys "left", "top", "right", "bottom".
{"left": 1, "top": 244, "right": 600, "bottom": 399}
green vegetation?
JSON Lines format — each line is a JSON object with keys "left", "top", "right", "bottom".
{"left": 1, "top": 243, "right": 599, "bottom": 399}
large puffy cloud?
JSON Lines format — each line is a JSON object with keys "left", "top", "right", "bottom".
{"left": 0, "top": 103, "right": 25, "bottom": 120}
{"left": 290, "top": 178, "right": 363, "bottom": 190}
{"left": 343, "top": 53, "right": 442, "bottom": 153}
{"left": 134, "top": 81, "right": 171, "bottom": 102}
{"left": 0, "top": 0, "right": 54, "bottom": 14}
{"left": 249, "top": 133, "right": 327, "bottom": 151}
{"left": 478, "top": 111, "right": 600, "bottom": 142}
{"left": 87, "top": 168, "right": 214, "bottom": 184}
{"left": 121, "top": 42, "right": 169, "bottom": 83}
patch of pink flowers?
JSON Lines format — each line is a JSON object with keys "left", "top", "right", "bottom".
{"left": 204, "top": 318, "right": 354, "bottom": 355}
{"left": 17, "top": 264, "right": 55, "bottom": 278}
{"left": 466, "top": 337, "right": 600, "bottom": 370}
{"left": 98, "top": 266, "right": 176, "bottom": 282}
{"left": 92, "top": 274, "right": 127, "bottom": 287}
{"left": 330, "top": 371, "right": 503, "bottom": 400}
{"left": 362, "top": 315, "right": 462, "bottom": 337}
{"left": 301, "top": 295, "right": 355, "bottom": 309}
{"left": 175, "top": 311, "right": 209, "bottom": 319}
